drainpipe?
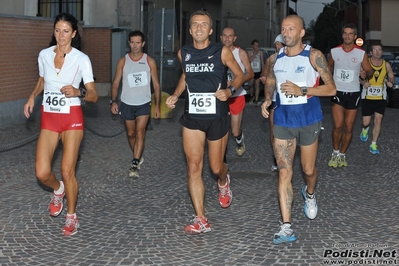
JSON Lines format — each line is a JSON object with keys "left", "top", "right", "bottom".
{"left": 116, "top": 0, "right": 119, "bottom": 27}
{"left": 357, "top": 0, "right": 362, "bottom": 37}
{"left": 159, "top": 8, "right": 165, "bottom": 91}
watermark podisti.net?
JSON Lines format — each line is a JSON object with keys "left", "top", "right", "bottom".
{"left": 322, "top": 243, "right": 398, "bottom": 265}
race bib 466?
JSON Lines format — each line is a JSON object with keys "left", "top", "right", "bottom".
{"left": 43, "top": 91, "right": 70, "bottom": 113}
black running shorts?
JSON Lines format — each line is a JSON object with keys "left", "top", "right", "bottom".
{"left": 179, "top": 113, "right": 230, "bottom": 141}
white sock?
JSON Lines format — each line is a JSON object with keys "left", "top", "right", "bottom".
{"left": 54, "top": 181, "right": 64, "bottom": 195}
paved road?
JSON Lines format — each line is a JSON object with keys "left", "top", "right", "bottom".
{"left": 1, "top": 97, "right": 398, "bottom": 266}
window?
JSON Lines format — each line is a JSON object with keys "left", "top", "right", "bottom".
{"left": 37, "top": 0, "right": 83, "bottom": 20}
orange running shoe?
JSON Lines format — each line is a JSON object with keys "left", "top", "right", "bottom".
{"left": 49, "top": 191, "right": 65, "bottom": 217}
{"left": 63, "top": 214, "right": 79, "bottom": 236}
{"left": 184, "top": 216, "right": 211, "bottom": 235}
{"left": 218, "top": 174, "right": 232, "bottom": 208}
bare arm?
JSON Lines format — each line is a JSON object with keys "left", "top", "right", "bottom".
{"left": 260, "top": 50, "right": 265, "bottom": 70}
{"left": 247, "top": 50, "right": 255, "bottom": 62}
{"left": 309, "top": 49, "right": 336, "bottom": 96}
{"left": 327, "top": 52, "right": 334, "bottom": 74}
{"left": 361, "top": 53, "right": 374, "bottom": 78}
{"left": 148, "top": 56, "right": 161, "bottom": 107}
{"left": 83, "top": 81, "right": 98, "bottom": 103}
{"left": 359, "top": 69, "right": 368, "bottom": 87}
{"left": 279, "top": 49, "right": 336, "bottom": 97}
{"left": 264, "top": 54, "right": 277, "bottom": 101}
{"left": 261, "top": 56, "right": 271, "bottom": 96}
{"left": 23, "top": 77, "right": 44, "bottom": 118}
{"left": 29, "top": 77, "right": 45, "bottom": 100}
{"left": 260, "top": 52, "right": 275, "bottom": 84}
{"left": 238, "top": 48, "right": 254, "bottom": 82}
{"left": 111, "top": 57, "right": 124, "bottom": 101}
{"left": 148, "top": 56, "right": 161, "bottom": 118}
{"left": 385, "top": 62, "right": 395, "bottom": 87}
{"left": 171, "top": 51, "right": 186, "bottom": 98}
{"left": 217, "top": 46, "right": 244, "bottom": 100}
{"left": 260, "top": 54, "right": 277, "bottom": 118}
{"left": 110, "top": 57, "right": 124, "bottom": 113}
{"left": 166, "top": 50, "right": 186, "bottom": 109}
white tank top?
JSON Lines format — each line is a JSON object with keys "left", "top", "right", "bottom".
{"left": 331, "top": 45, "right": 365, "bottom": 92}
{"left": 121, "top": 53, "right": 152, "bottom": 105}
{"left": 227, "top": 47, "right": 246, "bottom": 97}
{"left": 250, "top": 49, "right": 262, "bottom": 73}
{"left": 274, "top": 45, "right": 319, "bottom": 104}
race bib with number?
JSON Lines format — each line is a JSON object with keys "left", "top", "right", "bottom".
{"left": 278, "top": 82, "right": 308, "bottom": 105}
{"left": 366, "top": 85, "right": 383, "bottom": 99}
{"left": 188, "top": 92, "right": 216, "bottom": 114}
{"left": 251, "top": 61, "right": 261, "bottom": 72}
{"left": 127, "top": 71, "right": 148, "bottom": 88}
{"left": 43, "top": 91, "right": 70, "bottom": 113}
{"left": 336, "top": 69, "right": 354, "bottom": 83}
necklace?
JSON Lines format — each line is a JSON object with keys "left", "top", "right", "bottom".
{"left": 54, "top": 47, "right": 69, "bottom": 76}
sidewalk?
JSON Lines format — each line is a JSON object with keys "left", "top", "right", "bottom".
{"left": 1, "top": 97, "right": 398, "bottom": 265}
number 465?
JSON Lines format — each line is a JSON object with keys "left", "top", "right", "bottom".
{"left": 191, "top": 98, "right": 211, "bottom": 107}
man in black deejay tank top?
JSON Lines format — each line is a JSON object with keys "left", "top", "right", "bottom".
{"left": 166, "top": 10, "right": 245, "bottom": 235}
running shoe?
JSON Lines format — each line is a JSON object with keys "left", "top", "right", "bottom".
{"left": 328, "top": 153, "right": 339, "bottom": 168}
{"left": 236, "top": 139, "right": 246, "bottom": 157}
{"left": 249, "top": 96, "right": 255, "bottom": 105}
{"left": 135, "top": 157, "right": 144, "bottom": 170}
{"left": 271, "top": 164, "right": 278, "bottom": 172}
{"left": 129, "top": 158, "right": 144, "bottom": 178}
{"left": 273, "top": 223, "right": 297, "bottom": 245}
{"left": 338, "top": 154, "right": 348, "bottom": 167}
{"left": 360, "top": 129, "right": 368, "bottom": 142}
{"left": 49, "top": 190, "right": 65, "bottom": 217}
{"left": 129, "top": 165, "right": 140, "bottom": 178}
{"left": 63, "top": 214, "right": 79, "bottom": 236}
{"left": 369, "top": 143, "right": 380, "bottom": 155}
{"left": 218, "top": 174, "right": 232, "bottom": 208}
{"left": 184, "top": 216, "right": 211, "bottom": 235}
{"left": 302, "top": 185, "right": 318, "bottom": 220}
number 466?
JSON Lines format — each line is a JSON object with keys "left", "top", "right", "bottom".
{"left": 46, "top": 96, "right": 67, "bottom": 106}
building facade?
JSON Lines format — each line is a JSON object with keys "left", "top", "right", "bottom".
{"left": 0, "top": 0, "right": 397, "bottom": 127}
{"left": 0, "top": 0, "right": 222, "bottom": 127}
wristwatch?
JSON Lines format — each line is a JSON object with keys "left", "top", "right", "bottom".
{"left": 79, "top": 87, "right": 87, "bottom": 98}
{"left": 300, "top": 86, "right": 308, "bottom": 96}
{"left": 110, "top": 99, "right": 117, "bottom": 105}
{"left": 228, "top": 86, "right": 236, "bottom": 96}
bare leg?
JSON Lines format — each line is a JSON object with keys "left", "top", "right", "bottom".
{"left": 125, "top": 115, "right": 149, "bottom": 159}
{"left": 208, "top": 132, "right": 229, "bottom": 185}
{"left": 274, "top": 138, "right": 296, "bottom": 223}
{"left": 60, "top": 130, "right": 83, "bottom": 214}
{"left": 182, "top": 127, "right": 206, "bottom": 218}
{"left": 254, "top": 79, "right": 261, "bottom": 102}
{"left": 372, "top": 112, "right": 383, "bottom": 142}
{"left": 230, "top": 112, "right": 243, "bottom": 139}
{"left": 35, "top": 129, "right": 62, "bottom": 191}
{"left": 300, "top": 139, "right": 319, "bottom": 194}
{"left": 340, "top": 109, "right": 358, "bottom": 153}
{"left": 331, "top": 103, "right": 345, "bottom": 151}
{"left": 269, "top": 108, "right": 277, "bottom": 167}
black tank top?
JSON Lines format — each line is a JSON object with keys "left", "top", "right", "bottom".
{"left": 181, "top": 42, "right": 228, "bottom": 119}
